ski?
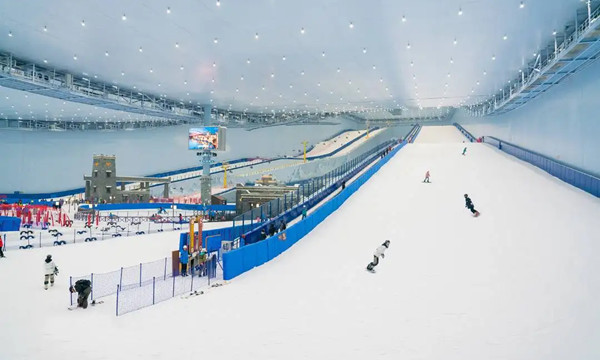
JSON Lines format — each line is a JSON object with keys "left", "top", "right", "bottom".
{"left": 181, "top": 290, "right": 204, "bottom": 299}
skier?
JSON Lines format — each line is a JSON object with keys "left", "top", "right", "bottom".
{"left": 464, "top": 194, "right": 480, "bottom": 217}
{"left": 180, "top": 245, "right": 189, "bottom": 276}
{"left": 44, "top": 254, "right": 58, "bottom": 290}
{"left": 0, "top": 235, "right": 4, "bottom": 258}
{"left": 301, "top": 206, "right": 307, "bottom": 219}
{"left": 462, "top": 147, "right": 467, "bottom": 156}
{"left": 366, "top": 240, "right": 390, "bottom": 272}
{"left": 69, "top": 279, "right": 92, "bottom": 309}
{"left": 423, "top": 170, "right": 430, "bottom": 183}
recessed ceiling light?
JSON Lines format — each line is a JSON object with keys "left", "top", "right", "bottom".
{"left": 503, "top": 34, "right": 508, "bottom": 40}
{"left": 552, "top": 30, "right": 557, "bottom": 36}
{"left": 410, "top": 61, "right": 414, "bottom": 66}
{"left": 492, "top": 55, "right": 496, "bottom": 60}
{"left": 255, "top": 32, "right": 259, "bottom": 39}
{"left": 322, "top": 51, "right": 326, "bottom": 57}
{"left": 180, "top": 65, "right": 184, "bottom": 70}
{"left": 43, "top": 26, "right": 47, "bottom": 32}
{"left": 363, "top": 48, "right": 367, "bottom": 53}
{"left": 139, "top": 46, "right": 143, "bottom": 52}
{"left": 406, "top": 42, "right": 411, "bottom": 49}
{"left": 73, "top": 54, "right": 78, "bottom": 60}
{"left": 300, "top": 27, "right": 305, "bottom": 34}
{"left": 458, "top": 8, "right": 463, "bottom": 15}
{"left": 8, "top": 31, "right": 12, "bottom": 37}
{"left": 372, "top": 65, "right": 376, "bottom": 70}
{"left": 520, "top": 1, "right": 525, "bottom": 9}
{"left": 166, "top": 7, "right": 171, "bottom": 14}
{"left": 122, "top": 14, "right": 127, "bottom": 20}
{"left": 349, "top": 22, "right": 354, "bottom": 29}
{"left": 216, "top": 0, "right": 221, "bottom": 6}
{"left": 402, "top": 15, "right": 406, "bottom": 22}
{"left": 213, "top": 62, "right": 216, "bottom": 67}
{"left": 43, "top": 59, "right": 48, "bottom": 63}
{"left": 240, "top": 75, "right": 244, "bottom": 80}
{"left": 213, "top": 38, "right": 218, "bottom": 44}
{"left": 81, "top": 20, "right": 85, "bottom": 26}
{"left": 149, "top": 68, "right": 153, "bottom": 73}
{"left": 282, "top": 55, "right": 286, "bottom": 61}
{"left": 453, "top": 38, "right": 458, "bottom": 45}
{"left": 121, "top": 71, "right": 125, "bottom": 76}
{"left": 301, "top": 70, "right": 305, "bottom": 75}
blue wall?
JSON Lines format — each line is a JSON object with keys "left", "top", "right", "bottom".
{"left": 452, "top": 59, "right": 600, "bottom": 177}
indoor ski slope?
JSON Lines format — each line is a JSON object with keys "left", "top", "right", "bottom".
{"left": 1, "top": 126, "right": 599, "bottom": 360}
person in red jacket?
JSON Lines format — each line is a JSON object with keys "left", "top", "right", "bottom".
{"left": 0, "top": 235, "right": 4, "bottom": 258}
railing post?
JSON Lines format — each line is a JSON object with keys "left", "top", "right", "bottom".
{"left": 172, "top": 275, "right": 176, "bottom": 298}
{"left": 116, "top": 285, "right": 120, "bottom": 316}
{"left": 139, "top": 263, "right": 142, "bottom": 287}
{"left": 69, "top": 276, "right": 73, "bottom": 306}
{"left": 164, "top": 257, "right": 167, "bottom": 280}
{"left": 119, "top": 267, "right": 123, "bottom": 289}
{"left": 152, "top": 277, "right": 156, "bottom": 305}
{"left": 90, "top": 273, "right": 94, "bottom": 301}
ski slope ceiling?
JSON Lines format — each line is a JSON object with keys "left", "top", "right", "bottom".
{"left": 0, "top": 0, "right": 584, "bottom": 119}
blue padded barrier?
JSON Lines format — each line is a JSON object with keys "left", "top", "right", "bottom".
{"left": 78, "top": 203, "right": 236, "bottom": 212}
{"left": 484, "top": 136, "right": 600, "bottom": 198}
{"left": 222, "top": 141, "right": 407, "bottom": 280}
{"left": 0, "top": 216, "right": 21, "bottom": 231}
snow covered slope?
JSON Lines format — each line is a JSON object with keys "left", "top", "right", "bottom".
{"left": 1, "top": 126, "right": 599, "bottom": 360}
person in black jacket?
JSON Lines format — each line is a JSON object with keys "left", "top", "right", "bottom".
{"left": 268, "top": 223, "right": 276, "bottom": 237}
{"left": 464, "top": 194, "right": 480, "bottom": 217}
{"left": 279, "top": 219, "right": 287, "bottom": 232}
{"left": 69, "top": 279, "right": 92, "bottom": 309}
{"left": 260, "top": 228, "right": 267, "bottom": 240}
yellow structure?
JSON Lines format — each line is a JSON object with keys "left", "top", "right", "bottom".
{"left": 189, "top": 216, "right": 203, "bottom": 251}
{"left": 302, "top": 140, "right": 309, "bottom": 163}
{"left": 222, "top": 162, "right": 229, "bottom": 188}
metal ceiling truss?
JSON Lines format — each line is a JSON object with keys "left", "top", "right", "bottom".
{"left": 0, "top": 52, "right": 323, "bottom": 128}
{"left": 469, "top": 1, "right": 600, "bottom": 116}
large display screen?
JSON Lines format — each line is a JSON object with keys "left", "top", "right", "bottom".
{"left": 189, "top": 127, "right": 219, "bottom": 150}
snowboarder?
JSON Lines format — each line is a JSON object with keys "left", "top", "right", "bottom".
{"left": 0, "top": 235, "right": 4, "bottom": 258}
{"left": 464, "top": 194, "right": 480, "bottom": 217}
{"left": 180, "top": 245, "right": 189, "bottom": 276}
{"left": 366, "top": 240, "right": 390, "bottom": 272}
{"left": 423, "top": 170, "right": 430, "bottom": 183}
{"left": 44, "top": 254, "right": 58, "bottom": 289}
{"left": 69, "top": 279, "right": 92, "bottom": 309}
{"left": 301, "top": 206, "right": 307, "bottom": 220}
{"left": 462, "top": 147, "right": 467, "bottom": 156}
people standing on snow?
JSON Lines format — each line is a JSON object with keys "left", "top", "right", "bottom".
{"left": 69, "top": 279, "right": 92, "bottom": 309}
{"left": 44, "top": 255, "right": 58, "bottom": 290}
{"left": 423, "top": 170, "right": 430, "bottom": 183}
{"left": 464, "top": 194, "right": 480, "bottom": 217}
{"left": 180, "top": 245, "right": 189, "bottom": 276}
{"left": 462, "top": 147, "right": 467, "bottom": 156}
{"left": 367, "top": 240, "right": 390, "bottom": 272}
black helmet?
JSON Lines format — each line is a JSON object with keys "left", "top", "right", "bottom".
{"left": 383, "top": 240, "right": 390, "bottom": 248}
{"left": 464, "top": 194, "right": 468, "bottom": 197}
{"left": 46, "top": 254, "right": 52, "bottom": 260}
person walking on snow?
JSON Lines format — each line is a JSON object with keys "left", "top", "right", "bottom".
{"left": 301, "top": 206, "right": 307, "bottom": 220}
{"left": 44, "top": 255, "right": 58, "bottom": 289}
{"left": 423, "top": 170, "right": 430, "bottom": 183}
{"left": 462, "top": 147, "right": 467, "bottom": 156}
{"left": 69, "top": 279, "right": 91, "bottom": 309}
{"left": 180, "top": 245, "right": 189, "bottom": 276}
{"left": 367, "top": 240, "right": 390, "bottom": 272}
{"left": 464, "top": 194, "right": 480, "bottom": 217}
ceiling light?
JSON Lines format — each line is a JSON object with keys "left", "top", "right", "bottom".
{"left": 337, "top": 67, "right": 341, "bottom": 73}
{"left": 322, "top": 51, "right": 326, "bottom": 57}
{"left": 255, "top": 32, "right": 259, "bottom": 39}
{"left": 402, "top": 15, "right": 406, "bottom": 22}
{"left": 349, "top": 22, "right": 354, "bottom": 29}
{"left": 552, "top": 30, "right": 557, "bottom": 36}
{"left": 282, "top": 55, "right": 286, "bottom": 61}
{"left": 410, "top": 61, "right": 414, "bottom": 67}
{"left": 301, "top": 70, "right": 305, "bottom": 75}
{"left": 139, "top": 46, "right": 143, "bottom": 52}
{"left": 453, "top": 38, "right": 458, "bottom": 45}
{"left": 363, "top": 48, "right": 367, "bottom": 53}
{"left": 43, "top": 26, "right": 47, "bottom": 32}
{"left": 81, "top": 20, "right": 85, "bottom": 26}
{"left": 121, "top": 71, "right": 125, "bottom": 76}
{"left": 270, "top": 73, "right": 275, "bottom": 78}
{"left": 240, "top": 76, "right": 244, "bottom": 80}
{"left": 406, "top": 42, "right": 411, "bottom": 49}
{"left": 166, "top": 7, "right": 171, "bottom": 14}
{"left": 8, "top": 31, "right": 12, "bottom": 37}
{"left": 43, "top": 59, "right": 48, "bottom": 63}
{"left": 520, "top": 1, "right": 525, "bottom": 9}
{"left": 180, "top": 65, "right": 184, "bottom": 70}
{"left": 149, "top": 68, "right": 153, "bottom": 73}
{"left": 216, "top": 0, "right": 221, "bottom": 6}
{"left": 300, "top": 27, "right": 305, "bottom": 34}
{"left": 73, "top": 54, "right": 78, "bottom": 60}
{"left": 492, "top": 55, "right": 496, "bottom": 60}
{"left": 212, "top": 62, "right": 216, "bottom": 67}
{"left": 105, "top": 51, "right": 109, "bottom": 56}
{"left": 450, "top": 57, "right": 454, "bottom": 64}
{"left": 458, "top": 8, "right": 463, "bottom": 15}
{"left": 122, "top": 14, "right": 127, "bottom": 20}
{"left": 503, "top": 34, "right": 508, "bottom": 40}
{"left": 213, "top": 38, "right": 218, "bottom": 44}
{"left": 372, "top": 65, "right": 376, "bottom": 70}
{"left": 483, "top": 70, "right": 487, "bottom": 75}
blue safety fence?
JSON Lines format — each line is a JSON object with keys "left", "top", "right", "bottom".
{"left": 0, "top": 216, "right": 21, "bottom": 231}
{"left": 222, "top": 139, "right": 408, "bottom": 280}
{"left": 232, "top": 137, "right": 400, "bottom": 245}
{"left": 453, "top": 123, "right": 477, "bottom": 142}
{"left": 115, "top": 255, "right": 218, "bottom": 316}
{"left": 405, "top": 124, "right": 421, "bottom": 143}
{"left": 77, "top": 203, "right": 235, "bottom": 212}
{"left": 483, "top": 136, "right": 600, "bottom": 197}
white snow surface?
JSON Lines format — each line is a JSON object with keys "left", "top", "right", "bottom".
{"left": 1, "top": 126, "right": 599, "bottom": 359}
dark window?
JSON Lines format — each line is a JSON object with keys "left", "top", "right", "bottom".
{"left": 106, "top": 171, "right": 112, "bottom": 178}
{"left": 94, "top": 170, "right": 98, "bottom": 178}
{"left": 106, "top": 186, "right": 111, "bottom": 194}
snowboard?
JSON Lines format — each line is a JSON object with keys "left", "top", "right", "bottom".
{"left": 473, "top": 212, "right": 481, "bottom": 217}
{"left": 68, "top": 300, "right": 103, "bottom": 310}
{"left": 366, "top": 268, "right": 376, "bottom": 273}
